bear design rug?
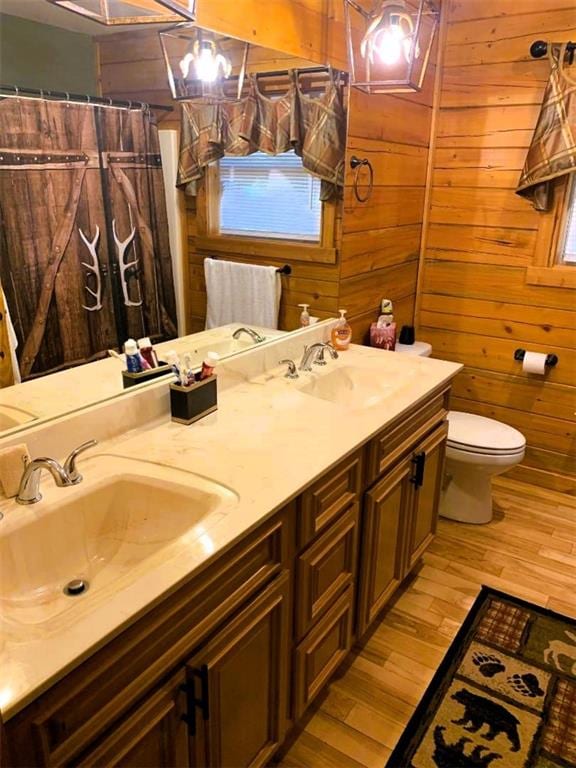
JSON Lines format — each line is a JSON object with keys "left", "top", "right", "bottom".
{"left": 387, "top": 586, "right": 576, "bottom": 768}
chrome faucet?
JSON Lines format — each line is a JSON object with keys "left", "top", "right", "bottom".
{"left": 16, "top": 458, "right": 72, "bottom": 505}
{"left": 232, "top": 327, "right": 266, "bottom": 344}
{"left": 64, "top": 440, "right": 98, "bottom": 484}
{"left": 16, "top": 440, "right": 98, "bottom": 504}
{"left": 299, "top": 342, "right": 339, "bottom": 372}
{"left": 279, "top": 359, "right": 299, "bottom": 379}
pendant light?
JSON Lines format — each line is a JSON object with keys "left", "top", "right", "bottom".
{"left": 160, "top": 24, "right": 242, "bottom": 101}
{"left": 45, "top": 0, "right": 196, "bottom": 25}
{"left": 344, "top": 0, "right": 439, "bottom": 94}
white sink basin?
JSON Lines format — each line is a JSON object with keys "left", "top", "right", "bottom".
{"left": 0, "top": 406, "right": 38, "bottom": 431}
{"left": 0, "top": 457, "right": 238, "bottom": 625}
{"left": 299, "top": 366, "right": 403, "bottom": 409}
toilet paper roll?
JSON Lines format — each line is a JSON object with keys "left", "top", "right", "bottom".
{"left": 522, "top": 351, "right": 548, "bottom": 375}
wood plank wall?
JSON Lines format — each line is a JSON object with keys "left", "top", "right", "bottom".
{"left": 418, "top": 0, "right": 576, "bottom": 493}
{"left": 96, "top": 1, "right": 437, "bottom": 335}
{"left": 342, "top": 60, "right": 437, "bottom": 343}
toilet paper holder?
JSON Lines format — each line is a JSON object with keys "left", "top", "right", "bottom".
{"left": 514, "top": 349, "right": 558, "bottom": 367}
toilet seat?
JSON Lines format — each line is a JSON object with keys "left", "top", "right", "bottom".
{"left": 447, "top": 411, "right": 525, "bottom": 456}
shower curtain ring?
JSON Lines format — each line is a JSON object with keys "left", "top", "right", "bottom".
{"left": 86, "top": 94, "right": 91, "bottom": 103}
{"left": 128, "top": 100, "right": 133, "bottom": 110}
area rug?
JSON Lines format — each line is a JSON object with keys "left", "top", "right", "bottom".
{"left": 387, "top": 586, "right": 576, "bottom": 768}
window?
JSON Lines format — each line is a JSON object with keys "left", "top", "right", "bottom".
{"left": 560, "top": 180, "right": 576, "bottom": 264}
{"left": 526, "top": 174, "right": 576, "bottom": 288}
{"left": 218, "top": 151, "right": 322, "bottom": 242}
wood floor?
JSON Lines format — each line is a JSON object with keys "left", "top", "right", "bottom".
{"left": 276, "top": 477, "right": 576, "bottom": 768}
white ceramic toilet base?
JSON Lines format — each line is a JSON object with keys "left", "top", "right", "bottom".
{"left": 440, "top": 465, "right": 494, "bottom": 524}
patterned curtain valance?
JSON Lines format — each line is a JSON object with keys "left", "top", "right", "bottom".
{"left": 177, "top": 70, "right": 346, "bottom": 201}
{"left": 516, "top": 44, "right": 576, "bottom": 211}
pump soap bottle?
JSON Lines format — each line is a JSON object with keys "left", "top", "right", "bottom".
{"left": 331, "top": 309, "right": 352, "bottom": 351}
{"left": 298, "top": 304, "right": 311, "bottom": 327}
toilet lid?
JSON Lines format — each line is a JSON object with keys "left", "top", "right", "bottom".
{"left": 447, "top": 411, "right": 526, "bottom": 454}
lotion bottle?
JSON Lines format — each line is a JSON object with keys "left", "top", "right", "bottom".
{"left": 331, "top": 309, "right": 352, "bottom": 351}
{"left": 298, "top": 304, "right": 311, "bottom": 327}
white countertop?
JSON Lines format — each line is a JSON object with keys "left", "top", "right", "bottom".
{"left": 0, "top": 344, "right": 461, "bottom": 720}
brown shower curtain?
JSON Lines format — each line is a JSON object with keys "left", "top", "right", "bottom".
{"left": 0, "top": 98, "right": 177, "bottom": 379}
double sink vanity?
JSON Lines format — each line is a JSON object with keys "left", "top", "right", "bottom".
{"left": 0, "top": 324, "right": 460, "bottom": 767}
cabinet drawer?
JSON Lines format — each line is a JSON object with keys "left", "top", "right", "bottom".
{"left": 293, "top": 587, "right": 354, "bottom": 719}
{"left": 6, "top": 506, "right": 294, "bottom": 768}
{"left": 367, "top": 388, "right": 449, "bottom": 484}
{"left": 299, "top": 450, "right": 362, "bottom": 548}
{"left": 295, "top": 504, "right": 359, "bottom": 641}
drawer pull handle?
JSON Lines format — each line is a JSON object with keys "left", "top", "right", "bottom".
{"left": 410, "top": 452, "right": 426, "bottom": 489}
{"left": 180, "top": 665, "right": 209, "bottom": 735}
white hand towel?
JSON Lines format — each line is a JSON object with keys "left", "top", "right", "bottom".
{"left": 1, "top": 288, "right": 21, "bottom": 385}
{"left": 204, "top": 258, "right": 281, "bottom": 330}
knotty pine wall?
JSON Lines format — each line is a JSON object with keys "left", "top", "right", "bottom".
{"left": 96, "top": 0, "right": 437, "bottom": 335}
{"left": 417, "top": 0, "right": 576, "bottom": 493}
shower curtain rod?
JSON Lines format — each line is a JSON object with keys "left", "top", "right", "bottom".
{"left": 0, "top": 84, "right": 173, "bottom": 113}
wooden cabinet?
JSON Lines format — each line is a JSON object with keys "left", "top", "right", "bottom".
{"left": 298, "top": 450, "right": 363, "bottom": 547}
{"left": 295, "top": 504, "right": 359, "bottom": 641}
{"left": 293, "top": 587, "right": 354, "bottom": 719}
{"left": 3, "top": 390, "right": 450, "bottom": 768}
{"left": 404, "top": 424, "right": 448, "bottom": 572}
{"left": 357, "top": 421, "right": 448, "bottom": 638}
{"left": 188, "top": 573, "right": 291, "bottom": 768}
{"left": 356, "top": 458, "right": 414, "bottom": 637}
{"left": 76, "top": 671, "right": 189, "bottom": 768}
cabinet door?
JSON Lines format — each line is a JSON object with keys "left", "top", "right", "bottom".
{"left": 186, "top": 573, "right": 290, "bottom": 768}
{"left": 405, "top": 423, "right": 448, "bottom": 572}
{"left": 76, "top": 670, "right": 189, "bottom": 768}
{"left": 356, "top": 458, "right": 414, "bottom": 637}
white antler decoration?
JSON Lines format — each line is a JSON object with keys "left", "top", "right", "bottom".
{"left": 112, "top": 219, "right": 142, "bottom": 308}
{"left": 79, "top": 225, "right": 103, "bottom": 312}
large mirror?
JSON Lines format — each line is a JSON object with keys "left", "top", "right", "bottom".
{"left": 0, "top": 1, "right": 347, "bottom": 437}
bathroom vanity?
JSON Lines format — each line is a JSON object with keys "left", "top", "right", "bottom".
{"left": 0, "top": 339, "right": 460, "bottom": 768}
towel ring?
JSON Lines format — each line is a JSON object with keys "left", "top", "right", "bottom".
{"left": 350, "top": 155, "right": 374, "bottom": 203}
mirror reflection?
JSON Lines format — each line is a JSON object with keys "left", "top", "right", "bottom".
{"left": 0, "top": 6, "right": 347, "bottom": 436}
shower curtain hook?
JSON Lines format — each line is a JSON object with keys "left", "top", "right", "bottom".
{"left": 14, "top": 85, "right": 19, "bottom": 96}
{"left": 108, "top": 97, "right": 113, "bottom": 107}
{"left": 128, "top": 100, "right": 133, "bottom": 110}
{"left": 86, "top": 94, "right": 91, "bottom": 104}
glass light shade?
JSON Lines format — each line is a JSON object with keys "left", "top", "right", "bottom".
{"left": 160, "top": 24, "right": 242, "bottom": 100}
{"left": 344, "top": 0, "right": 439, "bottom": 94}
{"left": 46, "top": 0, "right": 196, "bottom": 25}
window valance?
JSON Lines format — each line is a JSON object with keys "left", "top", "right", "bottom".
{"left": 177, "top": 70, "right": 346, "bottom": 201}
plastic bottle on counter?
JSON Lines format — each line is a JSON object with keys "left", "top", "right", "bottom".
{"left": 298, "top": 304, "right": 311, "bottom": 327}
{"left": 138, "top": 337, "right": 158, "bottom": 368}
{"left": 331, "top": 309, "right": 352, "bottom": 351}
{"left": 124, "top": 339, "right": 142, "bottom": 373}
{"left": 199, "top": 351, "right": 220, "bottom": 380}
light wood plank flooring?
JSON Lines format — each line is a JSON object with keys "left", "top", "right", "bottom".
{"left": 276, "top": 477, "right": 576, "bottom": 768}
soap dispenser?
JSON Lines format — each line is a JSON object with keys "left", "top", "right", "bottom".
{"left": 331, "top": 309, "right": 352, "bottom": 351}
{"left": 298, "top": 304, "right": 311, "bottom": 327}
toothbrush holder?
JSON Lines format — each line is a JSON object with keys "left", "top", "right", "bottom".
{"left": 169, "top": 375, "right": 218, "bottom": 425}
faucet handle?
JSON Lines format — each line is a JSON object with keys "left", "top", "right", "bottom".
{"left": 63, "top": 440, "right": 98, "bottom": 485}
{"left": 279, "top": 359, "right": 299, "bottom": 379}
{"left": 316, "top": 343, "right": 339, "bottom": 365}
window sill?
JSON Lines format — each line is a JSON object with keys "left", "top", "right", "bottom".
{"left": 196, "top": 234, "right": 337, "bottom": 265}
{"left": 525, "top": 265, "right": 576, "bottom": 289}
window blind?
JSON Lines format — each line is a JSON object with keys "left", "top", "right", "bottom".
{"left": 219, "top": 151, "right": 321, "bottom": 241}
{"left": 562, "top": 187, "right": 576, "bottom": 264}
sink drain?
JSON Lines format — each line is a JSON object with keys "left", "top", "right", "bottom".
{"left": 64, "top": 579, "right": 89, "bottom": 597}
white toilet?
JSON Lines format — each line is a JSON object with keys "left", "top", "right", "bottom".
{"left": 395, "top": 341, "right": 526, "bottom": 524}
